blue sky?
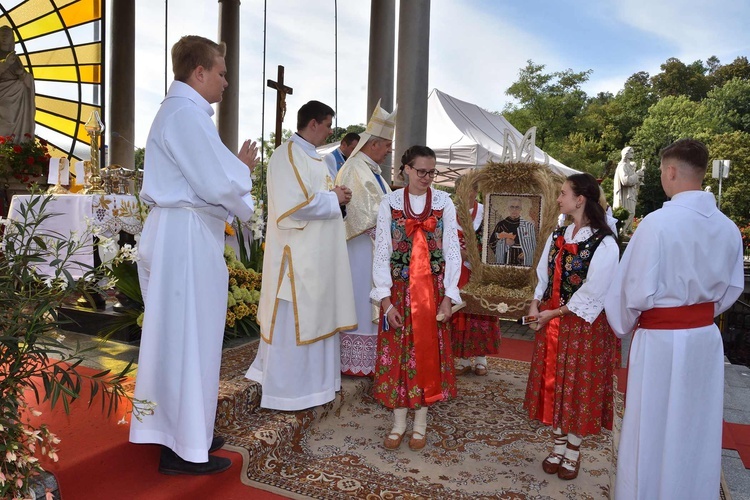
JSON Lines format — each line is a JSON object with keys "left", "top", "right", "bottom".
{"left": 129, "top": 0, "right": 750, "bottom": 149}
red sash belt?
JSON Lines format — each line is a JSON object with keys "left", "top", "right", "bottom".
{"left": 405, "top": 216, "right": 442, "bottom": 404}
{"left": 638, "top": 302, "right": 715, "bottom": 330}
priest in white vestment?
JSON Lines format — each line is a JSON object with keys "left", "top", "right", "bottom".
{"left": 130, "top": 36, "right": 259, "bottom": 475}
{"left": 604, "top": 139, "right": 744, "bottom": 500}
{"left": 247, "top": 100, "right": 357, "bottom": 410}
{"left": 334, "top": 101, "right": 395, "bottom": 376}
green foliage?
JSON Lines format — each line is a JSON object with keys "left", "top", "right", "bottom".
{"left": 705, "top": 131, "right": 750, "bottom": 226}
{"left": 134, "top": 147, "right": 145, "bottom": 171}
{"left": 0, "top": 194, "right": 142, "bottom": 498}
{"left": 651, "top": 58, "right": 711, "bottom": 101}
{"left": 329, "top": 124, "right": 365, "bottom": 144}
{"left": 504, "top": 60, "right": 591, "bottom": 151}
{"left": 702, "top": 78, "right": 750, "bottom": 134}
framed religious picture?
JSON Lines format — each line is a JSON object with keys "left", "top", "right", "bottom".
{"left": 454, "top": 160, "right": 564, "bottom": 319}
{"left": 483, "top": 193, "right": 542, "bottom": 268}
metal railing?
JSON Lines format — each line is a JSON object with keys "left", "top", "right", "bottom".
{"left": 722, "top": 297, "right": 750, "bottom": 368}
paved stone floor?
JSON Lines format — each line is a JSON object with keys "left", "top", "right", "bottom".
{"left": 61, "top": 319, "right": 750, "bottom": 499}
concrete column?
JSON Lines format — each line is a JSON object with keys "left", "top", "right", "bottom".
{"left": 394, "top": 0, "right": 430, "bottom": 186}
{"left": 109, "top": 0, "right": 135, "bottom": 168}
{"left": 217, "top": 0, "right": 240, "bottom": 153}
{"left": 367, "top": 0, "right": 395, "bottom": 183}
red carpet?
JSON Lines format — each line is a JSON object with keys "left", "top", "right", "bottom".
{"left": 25, "top": 370, "right": 287, "bottom": 500}
{"left": 723, "top": 421, "right": 750, "bottom": 469}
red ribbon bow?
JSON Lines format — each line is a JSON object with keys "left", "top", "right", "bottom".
{"left": 405, "top": 216, "right": 437, "bottom": 237}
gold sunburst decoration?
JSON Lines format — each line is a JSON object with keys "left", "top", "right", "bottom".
{"left": 1, "top": 0, "right": 104, "bottom": 161}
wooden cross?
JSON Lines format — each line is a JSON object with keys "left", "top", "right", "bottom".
{"left": 267, "top": 65, "right": 293, "bottom": 148}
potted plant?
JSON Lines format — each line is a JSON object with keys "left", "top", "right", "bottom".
{"left": 0, "top": 193, "right": 150, "bottom": 499}
{"left": 0, "top": 134, "right": 51, "bottom": 201}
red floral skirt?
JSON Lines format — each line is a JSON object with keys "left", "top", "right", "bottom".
{"left": 372, "top": 278, "right": 457, "bottom": 409}
{"left": 524, "top": 309, "right": 617, "bottom": 436}
{"left": 451, "top": 312, "right": 502, "bottom": 358}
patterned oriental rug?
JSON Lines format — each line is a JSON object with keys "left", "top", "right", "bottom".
{"left": 215, "top": 341, "right": 618, "bottom": 499}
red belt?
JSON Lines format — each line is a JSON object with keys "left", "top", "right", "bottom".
{"left": 638, "top": 302, "right": 714, "bottom": 330}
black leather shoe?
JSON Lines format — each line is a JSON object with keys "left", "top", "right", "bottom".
{"left": 158, "top": 446, "right": 231, "bottom": 476}
{"left": 76, "top": 293, "right": 107, "bottom": 310}
{"left": 209, "top": 436, "right": 225, "bottom": 453}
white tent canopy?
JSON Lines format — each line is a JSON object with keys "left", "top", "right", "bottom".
{"left": 426, "top": 89, "right": 579, "bottom": 184}
{"left": 317, "top": 89, "right": 579, "bottom": 184}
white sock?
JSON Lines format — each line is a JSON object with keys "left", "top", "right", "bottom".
{"left": 456, "top": 358, "right": 471, "bottom": 368}
{"left": 475, "top": 356, "right": 487, "bottom": 367}
{"left": 562, "top": 433, "right": 581, "bottom": 470}
{"left": 390, "top": 408, "right": 407, "bottom": 436}
{"left": 413, "top": 407, "right": 428, "bottom": 437}
{"left": 549, "top": 427, "right": 566, "bottom": 464}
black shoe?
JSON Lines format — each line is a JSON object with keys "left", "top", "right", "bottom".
{"left": 158, "top": 446, "right": 232, "bottom": 476}
{"left": 112, "top": 293, "right": 141, "bottom": 313}
{"left": 209, "top": 436, "right": 225, "bottom": 453}
{"left": 76, "top": 293, "right": 107, "bottom": 310}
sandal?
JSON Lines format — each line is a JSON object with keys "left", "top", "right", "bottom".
{"left": 408, "top": 430, "right": 427, "bottom": 451}
{"left": 558, "top": 442, "right": 581, "bottom": 480}
{"left": 455, "top": 365, "right": 473, "bottom": 376}
{"left": 473, "top": 363, "right": 488, "bottom": 376}
{"left": 542, "top": 433, "right": 567, "bottom": 474}
{"left": 383, "top": 430, "right": 405, "bottom": 450}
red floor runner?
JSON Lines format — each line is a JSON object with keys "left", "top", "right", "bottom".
{"left": 25, "top": 371, "right": 286, "bottom": 500}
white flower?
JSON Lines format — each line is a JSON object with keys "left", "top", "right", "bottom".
{"left": 497, "top": 302, "right": 509, "bottom": 313}
{"left": 43, "top": 276, "right": 54, "bottom": 288}
{"left": 0, "top": 217, "right": 10, "bottom": 227}
{"left": 117, "top": 416, "right": 128, "bottom": 425}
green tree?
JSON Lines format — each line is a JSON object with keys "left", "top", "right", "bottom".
{"left": 328, "top": 124, "right": 365, "bottom": 144}
{"left": 702, "top": 78, "right": 750, "bottom": 134}
{"left": 704, "top": 131, "right": 750, "bottom": 226}
{"left": 651, "top": 58, "right": 711, "bottom": 101}
{"left": 710, "top": 56, "right": 750, "bottom": 88}
{"left": 631, "top": 95, "right": 713, "bottom": 215}
{"left": 504, "top": 60, "right": 592, "bottom": 153}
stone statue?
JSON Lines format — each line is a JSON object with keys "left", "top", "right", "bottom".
{"left": 0, "top": 26, "right": 35, "bottom": 141}
{"left": 613, "top": 146, "right": 645, "bottom": 233}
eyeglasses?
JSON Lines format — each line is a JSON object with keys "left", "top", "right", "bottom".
{"left": 409, "top": 166, "right": 438, "bottom": 179}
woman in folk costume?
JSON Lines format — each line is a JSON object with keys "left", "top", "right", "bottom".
{"left": 370, "top": 145, "right": 462, "bottom": 451}
{"left": 451, "top": 176, "right": 502, "bottom": 376}
{"left": 524, "top": 172, "right": 619, "bottom": 480}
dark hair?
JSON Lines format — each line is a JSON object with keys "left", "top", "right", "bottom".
{"left": 297, "top": 100, "right": 335, "bottom": 130}
{"left": 566, "top": 173, "right": 615, "bottom": 239}
{"left": 341, "top": 132, "right": 360, "bottom": 146}
{"left": 399, "top": 145, "right": 436, "bottom": 172}
{"left": 659, "top": 138, "right": 709, "bottom": 173}
{"left": 171, "top": 36, "right": 226, "bottom": 82}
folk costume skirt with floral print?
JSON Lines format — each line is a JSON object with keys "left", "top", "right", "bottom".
{"left": 373, "top": 278, "right": 457, "bottom": 409}
{"left": 451, "top": 312, "right": 502, "bottom": 358}
{"left": 524, "top": 309, "right": 617, "bottom": 437}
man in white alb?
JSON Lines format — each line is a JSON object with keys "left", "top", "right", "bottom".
{"left": 130, "top": 35, "right": 259, "bottom": 475}
{"left": 605, "top": 138, "right": 744, "bottom": 499}
{"left": 335, "top": 101, "right": 395, "bottom": 376}
{"left": 247, "top": 100, "right": 357, "bottom": 410}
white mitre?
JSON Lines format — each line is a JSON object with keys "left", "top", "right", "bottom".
{"left": 349, "top": 99, "right": 397, "bottom": 158}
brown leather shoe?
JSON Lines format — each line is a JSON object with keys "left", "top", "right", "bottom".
{"left": 542, "top": 452, "right": 563, "bottom": 474}
{"left": 383, "top": 431, "right": 405, "bottom": 450}
{"left": 558, "top": 442, "right": 581, "bottom": 480}
{"left": 474, "top": 363, "right": 488, "bottom": 376}
{"left": 455, "top": 365, "right": 473, "bottom": 376}
{"left": 409, "top": 431, "right": 427, "bottom": 451}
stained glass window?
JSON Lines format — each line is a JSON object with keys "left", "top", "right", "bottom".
{"left": 0, "top": 0, "right": 104, "bottom": 160}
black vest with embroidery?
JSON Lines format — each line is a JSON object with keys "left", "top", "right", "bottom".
{"left": 389, "top": 207, "right": 446, "bottom": 282}
{"left": 542, "top": 226, "right": 606, "bottom": 305}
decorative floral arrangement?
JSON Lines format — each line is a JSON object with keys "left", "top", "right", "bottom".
{"left": 224, "top": 245, "right": 261, "bottom": 337}
{"left": 0, "top": 134, "right": 51, "bottom": 182}
{"left": 0, "top": 194, "right": 149, "bottom": 499}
